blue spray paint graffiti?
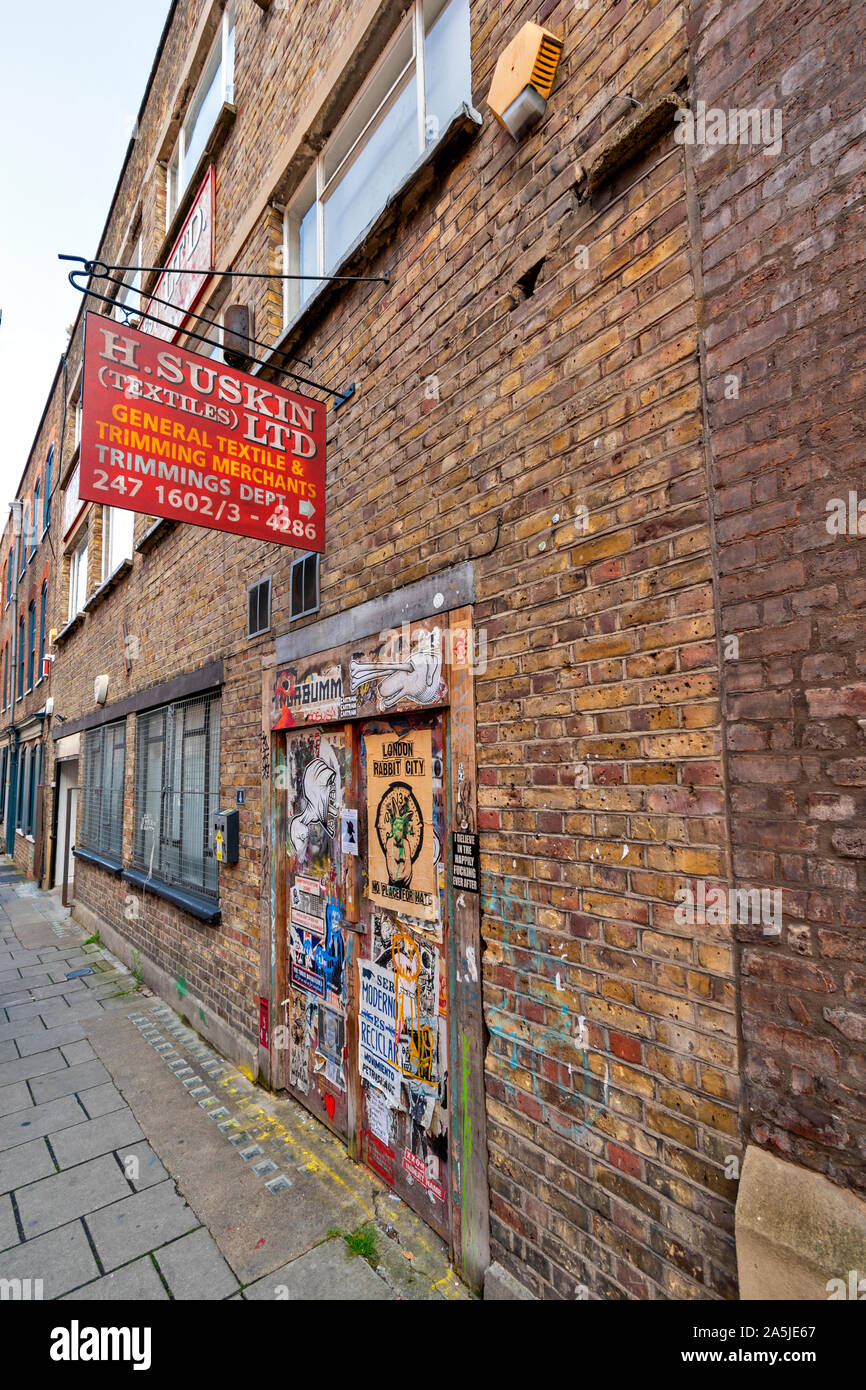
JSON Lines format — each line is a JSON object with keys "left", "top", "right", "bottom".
{"left": 480, "top": 872, "right": 610, "bottom": 1139}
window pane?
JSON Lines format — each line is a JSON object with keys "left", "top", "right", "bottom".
{"left": 299, "top": 200, "right": 318, "bottom": 307}
{"left": 134, "top": 697, "right": 219, "bottom": 899}
{"left": 76, "top": 544, "right": 88, "bottom": 613}
{"left": 184, "top": 51, "right": 223, "bottom": 185}
{"left": 324, "top": 73, "right": 418, "bottom": 270}
{"left": 108, "top": 507, "right": 134, "bottom": 573}
{"left": 324, "top": 21, "right": 414, "bottom": 185}
{"left": 424, "top": 0, "right": 472, "bottom": 138}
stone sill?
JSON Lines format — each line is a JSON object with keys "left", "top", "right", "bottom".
{"left": 135, "top": 517, "right": 176, "bottom": 555}
{"left": 581, "top": 92, "right": 688, "bottom": 196}
{"left": 54, "top": 612, "right": 85, "bottom": 646}
{"left": 83, "top": 557, "right": 133, "bottom": 613}
{"left": 73, "top": 846, "right": 123, "bottom": 877}
{"left": 270, "top": 103, "right": 483, "bottom": 380}
{"left": 121, "top": 866, "right": 221, "bottom": 925}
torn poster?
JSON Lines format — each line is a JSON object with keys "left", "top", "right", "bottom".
{"left": 358, "top": 959, "right": 398, "bottom": 1104}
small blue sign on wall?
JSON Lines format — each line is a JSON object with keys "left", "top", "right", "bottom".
{"left": 236, "top": 789, "right": 245, "bottom": 805}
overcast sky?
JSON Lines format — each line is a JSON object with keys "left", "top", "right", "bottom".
{"left": 0, "top": 1, "right": 172, "bottom": 509}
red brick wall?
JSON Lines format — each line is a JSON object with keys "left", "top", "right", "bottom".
{"left": 688, "top": 0, "right": 866, "bottom": 1193}
{"left": 49, "top": 0, "right": 743, "bottom": 1302}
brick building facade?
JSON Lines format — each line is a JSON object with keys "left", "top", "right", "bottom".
{"left": 4, "top": 0, "right": 864, "bottom": 1299}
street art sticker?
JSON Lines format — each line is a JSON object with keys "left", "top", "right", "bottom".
{"left": 273, "top": 665, "right": 343, "bottom": 728}
{"left": 313, "top": 1002, "right": 345, "bottom": 1092}
{"left": 365, "top": 730, "right": 437, "bottom": 923}
{"left": 290, "top": 875, "right": 326, "bottom": 938}
{"left": 364, "top": 1131, "right": 395, "bottom": 1185}
{"left": 288, "top": 736, "right": 340, "bottom": 861}
{"left": 289, "top": 900, "right": 345, "bottom": 1007}
{"left": 402, "top": 1147, "right": 446, "bottom": 1203}
{"left": 350, "top": 625, "right": 446, "bottom": 713}
{"left": 358, "top": 959, "right": 399, "bottom": 1104}
{"left": 288, "top": 989, "right": 315, "bottom": 1094}
{"left": 340, "top": 808, "right": 359, "bottom": 856}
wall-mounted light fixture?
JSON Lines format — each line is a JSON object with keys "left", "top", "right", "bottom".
{"left": 487, "top": 22, "right": 564, "bottom": 141}
{"left": 94, "top": 675, "right": 109, "bottom": 706}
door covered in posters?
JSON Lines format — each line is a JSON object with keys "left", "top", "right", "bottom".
{"left": 267, "top": 601, "right": 488, "bottom": 1273}
{"left": 357, "top": 717, "right": 450, "bottom": 1237}
{"left": 280, "top": 715, "right": 450, "bottom": 1235}
{"left": 284, "top": 726, "right": 352, "bottom": 1137}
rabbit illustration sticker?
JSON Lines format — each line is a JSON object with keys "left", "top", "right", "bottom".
{"left": 366, "top": 730, "right": 437, "bottom": 923}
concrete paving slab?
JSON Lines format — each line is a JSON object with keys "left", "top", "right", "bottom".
{"left": 0, "top": 1137, "right": 56, "bottom": 1194}
{"left": 16, "top": 1153, "right": 131, "bottom": 1238}
{"left": 0, "top": 1094, "right": 87, "bottom": 1151}
{"left": 29, "top": 1060, "right": 111, "bottom": 1105}
{"left": 61, "top": 1255, "right": 169, "bottom": 1301}
{"left": 243, "top": 1237, "right": 393, "bottom": 1300}
{"left": 15, "top": 1022, "right": 85, "bottom": 1057}
{"left": 0, "top": 1081, "right": 32, "bottom": 1118}
{"left": 0, "top": 1017, "right": 41, "bottom": 1043}
{"left": 49, "top": 1110, "right": 144, "bottom": 1169}
{"left": 79, "top": 1081, "right": 126, "bottom": 1119}
{"left": 61, "top": 1040, "right": 95, "bottom": 1065}
{"left": 28, "top": 981, "right": 86, "bottom": 1002}
{"left": 0, "top": 1049, "right": 67, "bottom": 1088}
{"left": 4, "top": 1001, "right": 62, "bottom": 1023}
{"left": 152, "top": 1227, "right": 239, "bottom": 1299}
{"left": 0, "top": 1192, "right": 20, "bottom": 1251}
{"left": 87, "top": 1012, "right": 393, "bottom": 1286}
{"left": 0, "top": 1042, "right": 17, "bottom": 1064}
{"left": 86, "top": 1181, "right": 201, "bottom": 1270}
{"left": 0, "top": 992, "right": 29, "bottom": 1009}
{"left": 114, "top": 1141, "right": 168, "bottom": 1191}
{"left": 0, "top": 1219, "right": 99, "bottom": 1298}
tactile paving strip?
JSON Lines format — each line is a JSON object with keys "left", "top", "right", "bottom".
{"left": 127, "top": 1004, "right": 293, "bottom": 1194}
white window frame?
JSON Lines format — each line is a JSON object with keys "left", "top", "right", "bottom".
{"left": 166, "top": 2, "right": 236, "bottom": 228}
{"left": 68, "top": 538, "right": 88, "bottom": 622}
{"left": 102, "top": 506, "right": 134, "bottom": 582}
{"left": 282, "top": 0, "right": 470, "bottom": 327}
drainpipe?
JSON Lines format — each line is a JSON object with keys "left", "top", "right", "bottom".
{"left": 6, "top": 499, "right": 22, "bottom": 855}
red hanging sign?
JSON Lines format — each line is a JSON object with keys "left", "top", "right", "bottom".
{"left": 79, "top": 311, "right": 326, "bottom": 551}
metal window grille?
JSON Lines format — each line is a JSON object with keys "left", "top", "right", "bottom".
{"left": 247, "top": 577, "right": 271, "bottom": 638}
{"left": 80, "top": 722, "right": 126, "bottom": 860}
{"left": 290, "top": 553, "right": 319, "bottom": 620}
{"left": 132, "top": 693, "right": 221, "bottom": 900}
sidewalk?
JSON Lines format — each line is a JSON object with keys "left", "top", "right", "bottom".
{"left": 0, "top": 859, "right": 469, "bottom": 1301}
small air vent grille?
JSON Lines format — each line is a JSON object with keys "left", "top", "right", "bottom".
{"left": 531, "top": 36, "right": 563, "bottom": 99}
